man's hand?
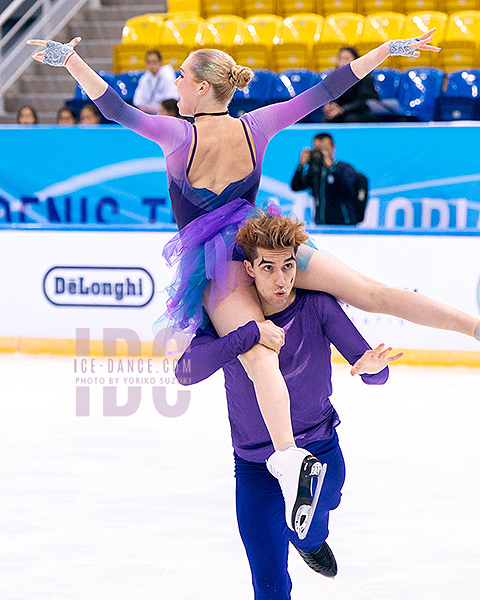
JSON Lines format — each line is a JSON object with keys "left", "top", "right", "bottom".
{"left": 299, "top": 148, "right": 311, "bottom": 166}
{"left": 256, "top": 320, "right": 285, "bottom": 354}
{"left": 320, "top": 149, "right": 334, "bottom": 168}
{"left": 350, "top": 344, "right": 403, "bottom": 376}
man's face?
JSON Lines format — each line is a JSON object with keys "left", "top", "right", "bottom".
{"left": 244, "top": 247, "right": 297, "bottom": 315}
{"left": 313, "top": 137, "right": 335, "bottom": 163}
{"left": 146, "top": 53, "right": 162, "bottom": 75}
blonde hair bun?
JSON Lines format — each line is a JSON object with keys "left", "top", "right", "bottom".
{"left": 230, "top": 64, "right": 254, "bottom": 90}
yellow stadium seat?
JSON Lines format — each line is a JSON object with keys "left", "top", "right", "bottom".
{"left": 113, "top": 45, "right": 149, "bottom": 73}
{"left": 279, "top": 0, "right": 317, "bottom": 16}
{"left": 158, "top": 16, "right": 204, "bottom": 68}
{"left": 441, "top": 11, "right": 480, "bottom": 71}
{"left": 358, "top": 0, "right": 398, "bottom": 15}
{"left": 243, "top": 14, "right": 284, "bottom": 43}
{"left": 360, "top": 12, "right": 406, "bottom": 43}
{"left": 399, "top": 0, "right": 438, "bottom": 13}
{"left": 199, "top": 15, "right": 245, "bottom": 51}
{"left": 320, "top": 12, "right": 365, "bottom": 42}
{"left": 398, "top": 11, "right": 447, "bottom": 68}
{"left": 162, "top": 15, "right": 204, "bottom": 46}
{"left": 234, "top": 15, "right": 283, "bottom": 69}
{"left": 121, "top": 15, "right": 165, "bottom": 46}
{"left": 321, "top": 0, "right": 358, "bottom": 15}
{"left": 242, "top": 0, "right": 279, "bottom": 17}
{"left": 201, "top": 0, "right": 241, "bottom": 18}
{"left": 441, "top": 0, "right": 478, "bottom": 13}
{"left": 167, "top": 0, "right": 201, "bottom": 13}
{"left": 272, "top": 14, "right": 323, "bottom": 70}
{"left": 313, "top": 12, "right": 364, "bottom": 70}
{"left": 357, "top": 12, "right": 405, "bottom": 66}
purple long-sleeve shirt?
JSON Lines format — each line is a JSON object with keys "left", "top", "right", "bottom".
{"left": 176, "top": 290, "right": 388, "bottom": 462}
{"left": 93, "top": 65, "right": 359, "bottom": 230}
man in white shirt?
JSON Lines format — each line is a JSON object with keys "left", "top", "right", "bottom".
{"left": 133, "top": 50, "right": 179, "bottom": 114}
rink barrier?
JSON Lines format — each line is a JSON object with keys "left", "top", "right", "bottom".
{"left": 1, "top": 231, "right": 479, "bottom": 359}
{"left": 1, "top": 336, "right": 479, "bottom": 367}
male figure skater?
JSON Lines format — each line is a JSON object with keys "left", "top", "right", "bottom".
{"left": 176, "top": 211, "right": 401, "bottom": 599}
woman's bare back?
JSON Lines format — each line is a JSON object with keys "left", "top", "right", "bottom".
{"left": 186, "top": 117, "right": 256, "bottom": 196}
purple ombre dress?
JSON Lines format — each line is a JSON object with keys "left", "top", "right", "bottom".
{"left": 93, "top": 65, "right": 360, "bottom": 330}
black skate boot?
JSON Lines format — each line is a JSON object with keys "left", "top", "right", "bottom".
{"left": 295, "top": 541, "right": 337, "bottom": 578}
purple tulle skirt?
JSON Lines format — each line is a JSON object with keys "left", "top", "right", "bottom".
{"left": 159, "top": 198, "right": 315, "bottom": 333}
{"left": 161, "top": 197, "right": 254, "bottom": 332}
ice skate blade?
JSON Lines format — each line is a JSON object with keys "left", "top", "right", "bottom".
{"left": 294, "top": 461, "right": 327, "bottom": 540}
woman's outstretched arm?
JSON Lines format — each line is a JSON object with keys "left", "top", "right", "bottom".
{"left": 27, "top": 38, "right": 189, "bottom": 153}
{"left": 28, "top": 37, "right": 107, "bottom": 99}
{"left": 248, "top": 29, "right": 440, "bottom": 139}
{"left": 295, "top": 247, "right": 479, "bottom": 338}
{"left": 350, "top": 28, "right": 439, "bottom": 79}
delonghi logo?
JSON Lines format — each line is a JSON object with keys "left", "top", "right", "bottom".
{"left": 43, "top": 266, "right": 155, "bottom": 308}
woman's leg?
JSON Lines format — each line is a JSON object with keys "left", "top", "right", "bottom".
{"left": 295, "top": 246, "right": 479, "bottom": 337}
{"left": 204, "top": 263, "right": 294, "bottom": 449}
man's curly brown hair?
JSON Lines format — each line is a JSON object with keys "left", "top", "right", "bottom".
{"left": 235, "top": 210, "right": 309, "bottom": 264}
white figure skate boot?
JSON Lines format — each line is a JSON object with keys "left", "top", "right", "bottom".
{"left": 267, "top": 447, "right": 327, "bottom": 540}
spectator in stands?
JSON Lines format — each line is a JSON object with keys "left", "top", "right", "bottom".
{"left": 323, "top": 47, "right": 379, "bottom": 123}
{"left": 133, "top": 50, "right": 179, "bottom": 114}
{"left": 291, "top": 132, "right": 368, "bottom": 225}
{"left": 80, "top": 103, "right": 101, "bottom": 125}
{"left": 159, "top": 98, "right": 181, "bottom": 118}
{"left": 16, "top": 106, "right": 38, "bottom": 124}
{"left": 57, "top": 106, "right": 77, "bottom": 125}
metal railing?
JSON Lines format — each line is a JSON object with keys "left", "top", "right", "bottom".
{"left": 0, "top": 0, "right": 99, "bottom": 114}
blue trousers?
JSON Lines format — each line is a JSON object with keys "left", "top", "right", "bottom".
{"left": 234, "top": 431, "right": 345, "bottom": 600}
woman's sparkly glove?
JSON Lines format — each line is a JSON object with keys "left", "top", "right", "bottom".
{"left": 388, "top": 38, "right": 419, "bottom": 57}
{"left": 43, "top": 40, "right": 75, "bottom": 67}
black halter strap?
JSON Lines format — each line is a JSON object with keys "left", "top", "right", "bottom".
{"left": 193, "top": 110, "right": 229, "bottom": 118}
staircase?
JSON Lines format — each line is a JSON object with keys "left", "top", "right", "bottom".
{"left": 0, "top": 0, "right": 167, "bottom": 124}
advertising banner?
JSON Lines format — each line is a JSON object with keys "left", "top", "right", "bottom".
{"left": 1, "top": 230, "right": 479, "bottom": 359}
{"left": 1, "top": 123, "right": 480, "bottom": 230}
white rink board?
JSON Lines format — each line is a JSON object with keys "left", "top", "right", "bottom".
{"left": 1, "top": 230, "right": 479, "bottom": 351}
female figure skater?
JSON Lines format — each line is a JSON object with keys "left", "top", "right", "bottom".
{"left": 28, "top": 32, "right": 480, "bottom": 537}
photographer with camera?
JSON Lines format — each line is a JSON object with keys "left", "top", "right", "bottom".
{"left": 291, "top": 132, "right": 368, "bottom": 226}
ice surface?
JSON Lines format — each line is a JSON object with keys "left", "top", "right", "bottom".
{"left": 0, "top": 355, "right": 479, "bottom": 600}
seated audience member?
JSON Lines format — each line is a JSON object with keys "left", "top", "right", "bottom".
{"left": 57, "top": 106, "right": 77, "bottom": 125}
{"left": 323, "top": 47, "right": 379, "bottom": 123}
{"left": 16, "top": 106, "right": 38, "bottom": 124}
{"left": 133, "top": 50, "right": 179, "bottom": 114}
{"left": 80, "top": 104, "right": 101, "bottom": 125}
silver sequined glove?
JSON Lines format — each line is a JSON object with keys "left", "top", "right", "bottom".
{"left": 43, "top": 40, "right": 75, "bottom": 67}
{"left": 388, "top": 38, "right": 420, "bottom": 57}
